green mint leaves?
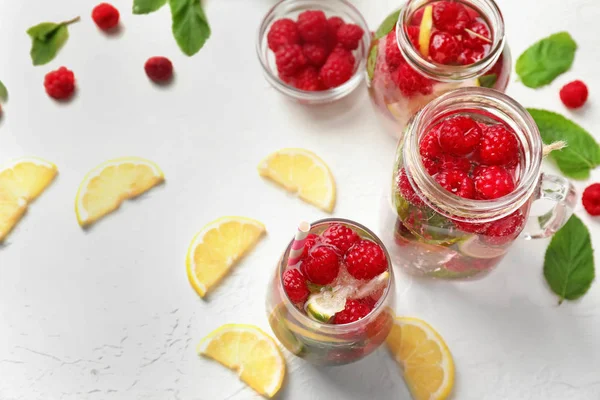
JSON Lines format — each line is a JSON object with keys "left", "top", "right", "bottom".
{"left": 367, "top": 45, "right": 378, "bottom": 81}
{"left": 375, "top": 9, "right": 401, "bottom": 40}
{"left": 0, "top": 80, "right": 7, "bottom": 102}
{"left": 169, "top": 0, "right": 211, "bottom": 56}
{"left": 26, "top": 17, "right": 80, "bottom": 66}
{"left": 133, "top": 0, "right": 167, "bottom": 14}
{"left": 544, "top": 215, "right": 595, "bottom": 304}
{"left": 478, "top": 73, "right": 497, "bottom": 88}
{"left": 527, "top": 109, "right": 600, "bottom": 179}
{"left": 516, "top": 32, "right": 577, "bottom": 88}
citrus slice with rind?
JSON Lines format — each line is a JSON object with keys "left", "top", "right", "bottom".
{"left": 418, "top": 5, "right": 434, "bottom": 57}
{"left": 258, "top": 148, "right": 336, "bottom": 213}
{"left": 458, "top": 235, "right": 508, "bottom": 259}
{"left": 0, "top": 157, "right": 57, "bottom": 241}
{"left": 386, "top": 317, "right": 455, "bottom": 400}
{"left": 197, "top": 324, "right": 285, "bottom": 398}
{"left": 305, "top": 287, "right": 350, "bottom": 323}
{"left": 186, "top": 216, "right": 265, "bottom": 298}
{"left": 75, "top": 157, "right": 164, "bottom": 227}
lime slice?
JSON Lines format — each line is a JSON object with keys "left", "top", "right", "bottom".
{"left": 305, "top": 287, "right": 351, "bottom": 323}
{"left": 458, "top": 235, "right": 508, "bottom": 259}
{"left": 418, "top": 5, "right": 433, "bottom": 57}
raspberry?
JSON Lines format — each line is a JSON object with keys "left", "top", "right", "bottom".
{"left": 438, "top": 115, "right": 481, "bottom": 156}
{"left": 435, "top": 170, "right": 475, "bottom": 198}
{"left": 144, "top": 57, "right": 173, "bottom": 83}
{"left": 393, "top": 63, "right": 433, "bottom": 97}
{"left": 422, "top": 157, "right": 440, "bottom": 176}
{"left": 485, "top": 211, "right": 525, "bottom": 245}
{"left": 294, "top": 66, "right": 324, "bottom": 91}
{"left": 467, "top": 21, "right": 491, "bottom": 46}
{"left": 92, "top": 3, "right": 120, "bottom": 31}
{"left": 344, "top": 240, "right": 388, "bottom": 280}
{"left": 44, "top": 67, "right": 76, "bottom": 100}
{"left": 411, "top": 8, "right": 425, "bottom": 26}
{"left": 319, "top": 48, "right": 355, "bottom": 89}
{"left": 432, "top": 1, "right": 471, "bottom": 34}
{"left": 333, "top": 299, "right": 372, "bottom": 325}
{"left": 473, "top": 166, "right": 515, "bottom": 199}
{"left": 336, "top": 24, "right": 364, "bottom": 50}
{"left": 300, "top": 233, "right": 319, "bottom": 261}
{"left": 302, "top": 43, "right": 329, "bottom": 67}
{"left": 297, "top": 10, "right": 329, "bottom": 44}
{"left": 429, "top": 31, "right": 462, "bottom": 64}
{"left": 439, "top": 154, "right": 472, "bottom": 173}
{"left": 560, "top": 80, "right": 588, "bottom": 109}
{"left": 454, "top": 219, "right": 490, "bottom": 234}
{"left": 327, "top": 17, "right": 345, "bottom": 33}
{"left": 420, "top": 128, "right": 444, "bottom": 159}
{"left": 282, "top": 269, "right": 309, "bottom": 303}
{"left": 457, "top": 46, "right": 485, "bottom": 65}
{"left": 275, "top": 44, "right": 307, "bottom": 76}
{"left": 322, "top": 224, "right": 359, "bottom": 253}
{"left": 477, "top": 124, "right": 519, "bottom": 166}
{"left": 406, "top": 26, "right": 421, "bottom": 49}
{"left": 397, "top": 168, "right": 425, "bottom": 206}
{"left": 267, "top": 19, "right": 300, "bottom": 52}
{"left": 301, "top": 245, "right": 340, "bottom": 285}
{"left": 385, "top": 31, "right": 404, "bottom": 71}
{"left": 582, "top": 183, "right": 600, "bottom": 216}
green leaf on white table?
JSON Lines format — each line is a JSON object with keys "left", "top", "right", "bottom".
{"left": 0, "top": 80, "right": 7, "bottom": 102}
{"left": 543, "top": 215, "right": 595, "bottom": 304}
{"left": 516, "top": 32, "right": 577, "bottom": 88}
{"left": 26, "top": 17, "right": 80, "bottom": 66}
{"left": 527, "top": 108, "right": 600, "bottom": 180}
{"left": 375, "top": 9, "right": 401, "bottom": 40}
{"left": 133, "top": 0, "right": 167, "bottom": 14}
{"left": 169, "top": 0, "right": 211, "bottom": 56}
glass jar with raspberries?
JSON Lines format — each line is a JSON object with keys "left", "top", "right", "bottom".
{"left": 257, "top": 0, "right": 370, "bottom": 104}
{"left": 381, "top": 88, "right": 577, "bottom": 279}
{"left": 367, "top": 0, "right": 511, "bottom": 137}
{"left": 266, "top": 219, "right": 395, "bottom": 365}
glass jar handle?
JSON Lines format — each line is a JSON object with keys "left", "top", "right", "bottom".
{"left": 523, "top": 173, "right": 577, "bottom": 239}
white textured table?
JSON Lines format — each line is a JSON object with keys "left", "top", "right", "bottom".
{"left": 1, "top": 0, "right": 599, "bottom": 399}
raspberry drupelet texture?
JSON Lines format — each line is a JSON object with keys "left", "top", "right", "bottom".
{"left": 267, "top": 19, "right": 300, "bottom": 51}
{"left": 297, "top": 10, "right": 329, "bottom": 44}
{"left": 283, "top": 269, "right": 310, "bottom": 303}
{"left": 432, "top": 1, "right": 470, "bottom": 34}
{"left": 303, "top": 43, "right": 329, "bottom": 67}
{"left": 92, "top": 3, "right": 120, "bottom": 31}
{"left": 467, "top": 21, "right": 491, "bottom": 46}
{"left": 336, "top": 24, "right": 365, "bottom": 50}
{"left": 295, "top": 66, "right": 324, "bottom": 91}
{"left": 477, "top": 124, "right": 519, "bottom": 166}
{"left": 398, "top": 168, "right": 425, "bottom": 206}
{"left": 333, "top": 299, "right": 372, "bottom": 325}
{"left": 582, "top": 183, "right": 600, "bottom": 216}
{"left": 393, "top": 63, "right": 433, "bottom": 97}
{"left": 44, "top": 67, "right": 76, "bottom": 100}
{"left": 420, "top": 128, "right": 444, "bottom": 160}
{"left": 344, "top": 240, "right": 387, "bottom": 280}
{"left": 301, "top": 245, "right": 340, "bottom": 285}
{"left": 473, "top": 165, "right": 515, "bottom": 199}
{"left": 327, "top": 17, "right": 345, "bottom": 33}
{"left": 429, "top": 31, "right": 461, "bottom": 64}
{"left": 435, "top": 169, "right": 475, "bottom": 198}
{"left": 300, "top": 234, "right": 319, "bottom": 261}
{"left": 275, "top": 44, "right": 307, "bottom": 76}
{"left": 385, "top": 31, "right": 405, "bottom": 71}
{"left": 438, "top": 116, "right": 482, "bottom": 156}
{"left": 322, "top": 223, "right": 360, "bottom": 253}
{"left": 560, "top": 80, "right": 588, "bottom": 109}
{"left": 484, "top": 211, "right": 525, "bottom": 245}
{"left": 144, "top": 57, "right": 173, "bottom": 83}
{"left": 319, "top": 48, "right": 355, "bottom": 89}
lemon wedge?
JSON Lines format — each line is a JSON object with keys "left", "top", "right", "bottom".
{"left": 186, "top": 216, "right": 265, "bottom": 298}
{"left": 197, "top": 324, "right": 285, "bottom": 398}
{"left": 258, "top": 148, "right": 336, "bottom": 213}
{"left": 418, "top": 5, "right": 434, "bottom": 57}
{"left": 387, "top": 317, "right": 455, "bottom": 400}
{"left": 75, "top": 157, "right": 164, "bottom": 227}
{"left": 0, "top": 157, "right": 57, "bottom": 241}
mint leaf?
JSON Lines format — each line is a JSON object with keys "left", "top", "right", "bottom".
{"left": 527, "top": 108, "right": 600, "bottom": 179}
{"left": 367, "top": 45, "right": 378, "bottom": 81}
{"left": 478, "top": 73, "right": 497, "bottom": 88}
{"left": 0, "top": 80, "right": 7, "bottom": 102}
{"left": 133, "top": 0, "right": 167, "bottom": 14}
{"left": 375, "top": 9, "right": 400, "bottom": 40}
{"left": 516, "top": 32, "right": 577, "bottom": 88}
{"left": 169, "top": 0, "right": 211, "bottom": 56}
{"left": 544, "top": 215, "right": 595, "bottom": 304}
{"left": 26, "top": 17, "right": 79, "bottom": 66}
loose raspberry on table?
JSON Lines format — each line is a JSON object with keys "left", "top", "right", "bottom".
{"left": 438, "top": 115, "right": 482, "bottom": 156}
{"left": 432, "top": 1, "right": 471, "bottom": 34}
{"left": 420, "top": 127, "right": 444, "bottom": 160}
{"left": 336, "top": 24, "right": 364, "bottom": 50}
{"left": 267, "top": 18, "right": 300, "bottom": 51}
{"left": 144, "top": 57, "right": 173, "bottom": 83}
{"left": 283, "top": 268, "right": 310, "bottom": 303}
{"left": 429, "top": 31, "right": 462, "bottom": 64}
{"left": 297, "top": 10, "right": 329, "bottom": 44}
{"left": 397, "top": 168, "right": 425, "bottom": 206}
{"left": 294, "top": 66, "right": 324, "bottom": 91}
{"left": 484, "top": 211, "right": 525, "bottom": 245}
{"left": 477, "top": 124, "right": 519, "bottom": 166}
{"left": 393, "top": 63, "right": 433, "bottom": 97}
{"left": 385, "top": 31, "right": 404, "bottom": 71}
{"left": 302, "top": 43, "right": 329, "bottom": 67}
{"left": 467, "top": 21, "right": 490, "bottom": 46}
{"left": 560, "top": 80, "right": 588, "bottom": 109}
{"left": 92, "top": 3, "right": 120, "bottom": 31}
{"left": 44, "top": 67, "right": 76, "bottom": 100}
{"left": 473, "top": 165, "right": 515, "bottom": 199}
{"left": 300, "top": 233, "right": 319, "bottom": 261}
{"left": 333, "top": 299, "right": 372, "bottom": 325}
{"left": 327, "top": 16, "right": 345, "bottom": 33}
{"left": 276, "top": 44, "right": 307, "bottom": 77}
{"left": 344, "top": 240, "right": 387, "bottom": 280}
{"left": 322, "top": 224, "right": 359, "bottom": 253}
{"left": 319, "top": 48, "right": 355, "bottom": 88}
{"left": 435, "top": 169, "right": 475, "bottom": 198}
{"left": 301, "top": 245, "right": 340, "bottom": 285}
{"left": 582, "top": 183, "right": 600, "bottom": 216}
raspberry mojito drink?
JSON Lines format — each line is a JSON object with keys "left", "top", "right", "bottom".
{"left": 266, "top": 219, "right": 395, "bottom": 365}
{"left": 367, "top": 0, "right": 510, "bottom": 137}
{"left": 381, "top": 88, "right": 576, "bottom": 279}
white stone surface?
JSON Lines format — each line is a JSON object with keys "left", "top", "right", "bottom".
{"left": 0, "top": 0, "right": 599, "bottom": 399}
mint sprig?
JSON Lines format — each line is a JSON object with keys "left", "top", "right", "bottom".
{"left": 544, "top": 215, "right": 595, "bottom": 304}
{"left": 133, "top": 0, "right": 167, "bottom": 14}
{"left": 516, "top": 32, "right": 577, "bottom": 88}
{"left": 0, "top": 80, "right": 7, "bottom": 102}
{"left": 527, "top": 108, "right": 600, "bottom": 179}
{"left": 26, "top": 17, "right": 80, "bottom": 66}
{"left": 169, "top": 0, "right": 211, "bottom": 56}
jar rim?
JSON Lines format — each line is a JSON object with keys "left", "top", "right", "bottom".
{"left": 396, "top": 0, "right": 506, "bottom": 82}
{"left": 403, "top": 87, "right": 542, "bottom": 222}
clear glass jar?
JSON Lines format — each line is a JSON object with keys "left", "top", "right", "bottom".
{"left": 380, "top": 88, "right": 577, "bottom": 279}
{"left": 266, "top": 218, "right": 395, "bottom": 365}
{"left": 366, "top": 0, "right": 511, "bottom": 137}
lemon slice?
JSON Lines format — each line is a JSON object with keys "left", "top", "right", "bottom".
{"left": 197, "top": 324, "right": 285, "bottom": 398}
{"left": 458, "top": 235, "right": 507, "bottom": 259}
{"left": 75, "top": 157, "right": 164, "bottom": 227}
{"left": 0, "top": 157, "right": 57, "bottom": 241}
{"left": 258, "top": 148, "right": 336, "bottom": 213}
{"left": 186, "top": 216, "right": 265, "bottom": 298}
{"left": 305, "top": 287, "right": 351, "bottom": 323}
{"left": 387, "top": 317, "right": 455, "bottom": 400}
{"left": 418, "top": 5, "right": 433, "bottom": 57}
